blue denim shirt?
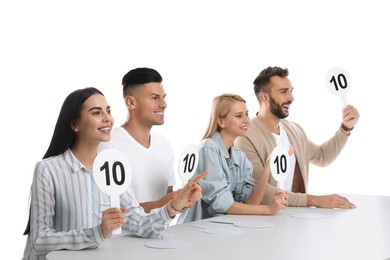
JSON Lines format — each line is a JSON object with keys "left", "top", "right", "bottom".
{"left": 178, "top": 132, "right": 256, "bottom": 223}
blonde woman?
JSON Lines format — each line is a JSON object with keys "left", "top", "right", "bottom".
{"left": 178, "top": 94, "right": 287, "bottom": 223}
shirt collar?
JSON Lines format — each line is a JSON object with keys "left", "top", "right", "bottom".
{"left": 63, "top": 149, "right": 90, "bottom": 173}
{"left": 210, "top": 132, "right": 240, "bottom": 166}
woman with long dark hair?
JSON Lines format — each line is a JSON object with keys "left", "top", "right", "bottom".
{"left": 23, "top": 87, "right": 206, "bottom": 259}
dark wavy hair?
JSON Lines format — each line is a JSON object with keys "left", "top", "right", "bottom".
{"left": 253, "top": 66, "right": 289, "bottom": 98}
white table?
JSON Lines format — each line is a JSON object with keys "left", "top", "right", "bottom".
{"left": 47, "top": 194, "right": 390, "bottom": 260}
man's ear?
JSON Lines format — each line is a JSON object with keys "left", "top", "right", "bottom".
{"left": 259, "top": 92, "right": 268, "bottom": 103}
{"left": 125, "top": 95, "right": 136, "bottom": 109}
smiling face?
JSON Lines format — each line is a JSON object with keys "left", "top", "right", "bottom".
{"left": 219, "top": 100, "right": 250, "bottom": 139}
{"left": 266, "top": 76, "right": 294, "bottom": 119}
{"left": 129, "top": 82, "right": 167, "bottom": 128}
{"left": 73, "top": 93, "right": 114, "bottom": 146}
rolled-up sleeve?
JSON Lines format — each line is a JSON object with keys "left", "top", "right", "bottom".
{"left": 233, "top": 155, "right": 256, "bottom": 203}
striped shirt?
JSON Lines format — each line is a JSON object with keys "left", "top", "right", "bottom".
{"left": 23, "top": 149, "right": 172, "bottom": 259}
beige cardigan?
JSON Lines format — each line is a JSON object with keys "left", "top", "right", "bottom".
{"left": 235, "top": 117, "right": 349, "bottom": 207}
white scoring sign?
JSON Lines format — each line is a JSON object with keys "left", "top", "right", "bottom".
{"left": 326, "top": 67, "right": 351, "bottom": 108}
{"left": 270, "top": 146, "right": 291, "bottom": 191}
{"left": 178, "top": 144, "right": 199, "bottom": 187}
{"left": 93, "top": 149, "right": 132, "bottom": 234}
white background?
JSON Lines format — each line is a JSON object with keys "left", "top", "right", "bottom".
{"left": 1, "top": 1, "right": 389, "bottom": 258}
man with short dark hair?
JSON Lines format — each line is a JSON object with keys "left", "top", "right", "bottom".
{"left": 100, "top": 67, "right": 177, "bottom": 213}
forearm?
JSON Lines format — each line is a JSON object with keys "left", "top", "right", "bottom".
{"left": 246, "top": 164, "right": 270, "bottom": 204}
{"left": 31, "top": 226, "right": 103, "bottom": 255}
{"left": 307, "top": 194, "right": 318, "bottom": 207}
{"left": 246, "top": 182, "right": 266, "bottom": 205}
{"left": 225, "top": 202, "right": 272, "bottom": 215}
{"left": 123, "top": 205, "right": 171, "bottom": 237}
{"left": 140, "top": 191, "right": 176, "bottom": 213}
{"left": 140, "top": 201, "right": 166, "bottom": 213}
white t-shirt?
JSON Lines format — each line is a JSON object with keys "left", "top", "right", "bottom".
{"left": 272, "top": 124, "right": 296, "bottom": 192}
{"left": 99, "top": 127, "right": 176, "bottom": 203}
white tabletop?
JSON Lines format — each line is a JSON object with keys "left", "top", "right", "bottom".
{"left": 47, "top": 194, "right": 390, "bottom": 260}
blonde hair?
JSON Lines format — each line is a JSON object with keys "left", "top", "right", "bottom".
{"left": 202, "top": 94, "right": 246, "bottom": 140}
